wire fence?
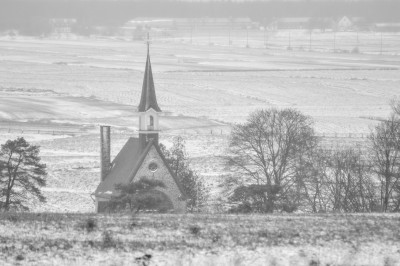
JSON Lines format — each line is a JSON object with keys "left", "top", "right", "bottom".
{"left": 0, "top": 126, "right": 370, "bottom": 140}
{"left": 157, "top": 29, "right": 400, "bottom": 55}
{"left": 0, "top": 128, "right": 82, "bottom": 136}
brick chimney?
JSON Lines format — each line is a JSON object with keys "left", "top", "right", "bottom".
{"left": 100, "top": 125, "right": 111, "bottom": 182}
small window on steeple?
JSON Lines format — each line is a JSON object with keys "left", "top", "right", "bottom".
{"left": 149, "top": 116, "right": 154, "bottom": 127}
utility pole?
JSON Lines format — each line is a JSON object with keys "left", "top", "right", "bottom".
{"left": 246, "top": 27, "right": 249, "bottom": 48}
{"left": 356, "top": 30, "right": 359, "bottom": 49}
{"left": 264, "top": 28, "right": 268, "bottom": 48}
{"left": 288, "top": 31, "right": 292, "bottom": 50}
{"left": 228, "top": 27, "right": 231, "bottom": 46}
{"left": 190, "top": 26, "right": 193, "bottom": 44}
{"left": 333, "top": 31, "right": 336, "bottom": 52}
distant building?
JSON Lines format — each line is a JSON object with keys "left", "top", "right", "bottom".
{"left": 120, "top": 17, "right": 257, "bottom": 37}
{"left": 335, "top": 16, "right": 372, "bottom": 32}
{"left": 336, "top": 16, "right": 353, "bottom": 31}
{"left": 374, "top": 23, "right": 400, "bottom": 32}
{"left": 274, "top": 17, "right": 311, "bottom": 30}
{"left": 94, "top": 43, "right": 187, "bottom": 213}
{"left": 49, "top": 18, "right": 77, "bottom": 35}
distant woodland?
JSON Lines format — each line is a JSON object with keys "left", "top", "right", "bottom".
{"left": 0, "top": 0, "right": 399, "bottom": 35}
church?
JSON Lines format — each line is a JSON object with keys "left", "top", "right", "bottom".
{"left": 93, "top": 43, "right": 187, "bottom": 213}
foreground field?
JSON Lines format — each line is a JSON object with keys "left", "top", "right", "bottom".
{"left": 0, "top": 213, "right": 399, "bottom": 265}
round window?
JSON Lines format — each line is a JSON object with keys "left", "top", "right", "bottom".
{"left": 148, "top": 162, "right": 158, "bottom": 172}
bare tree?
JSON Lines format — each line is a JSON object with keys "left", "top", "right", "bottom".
{"left": 0, "top": 137, "right": 47, "bottom": 211}
{"left": 228, "top": 108, "right": 317, "bottom": 213}
{"left": 324, "top": 148, "right": 378, "bottom": 212}
{"left": 369, "top": 115, "right": 400, "bottom": 212}
{"left": 298, "top": 146, "right": 378, "bottom": 213}
{"left": 296, "top": 147, "right": 330, "bottom": 213}
{"left": 391, "top": 100, "right": 400, "bottom": 118}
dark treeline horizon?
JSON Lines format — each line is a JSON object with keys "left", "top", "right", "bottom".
{"left": 0, "top": 0, "right": 399, "bottom": 30}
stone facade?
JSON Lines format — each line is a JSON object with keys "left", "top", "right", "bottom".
{"left": 134, "top": 146, "right": 186, "bottom": 213}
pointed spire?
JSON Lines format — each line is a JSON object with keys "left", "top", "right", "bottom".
{"left": 146, "top": 32, "right": 150, "bottom": 56}
{"left": 138, "top": 33, "right": 161, "bottom": 112}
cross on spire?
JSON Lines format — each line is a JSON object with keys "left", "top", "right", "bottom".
{"left": 146, "top": 32, "right": 151, "bottom": 55}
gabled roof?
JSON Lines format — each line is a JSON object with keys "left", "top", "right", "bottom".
{"left": 137, "top": 50, "right": 162, "bottom": 112}
{"left": 94, "top": 138, "right": 187, "bottom": 200}
{"left": 95, "top": 137, "right": 143, "bottom": 198}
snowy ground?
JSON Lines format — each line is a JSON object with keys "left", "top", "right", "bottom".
{"left": 0, "top": 35, "right": 399, "bottom": 212}
{"left": 0, "top": 36, "right": 398, "bottom": 133}
{"left": 0, "top": 213, "right": 400, "bottom": 266}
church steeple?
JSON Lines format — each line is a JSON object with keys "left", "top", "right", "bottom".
{"left": 138, "top": 33, "right": 161, "bottom": 113}
{"left": 138, "top": 33, "right": 161, "bottom": 149}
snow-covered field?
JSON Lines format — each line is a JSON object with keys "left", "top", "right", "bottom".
{"left": 1, "top": 212, "right": 400, "bottom": 266}
{"left": 0, "top": 36, "right": 399, "bottom": 132}
{"left": 0, "top": 36, "right": 399, "bottom": 212}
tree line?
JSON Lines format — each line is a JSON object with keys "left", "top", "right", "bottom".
{"left": 2, "top": 102, "right": 400, "bottom": 213}
{"left": 226, "top": 102, "right": 400, "bottom": 213}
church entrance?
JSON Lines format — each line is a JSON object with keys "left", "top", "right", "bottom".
{"left": 145, "top": 189, "right": 174, "bottom": 213}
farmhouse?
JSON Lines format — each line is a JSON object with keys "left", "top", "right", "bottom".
{"left": 336, "top": 16, "right": 354, "bottom": 31}
{"left": 49, "top": 18, "right": 77, "bottom": 35}
{"left": 93, "top": 43, "right": 187, "bottom": 213}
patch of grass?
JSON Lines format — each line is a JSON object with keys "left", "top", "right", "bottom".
{"left": 101, "top": 230, "right": 119, "bottom": 249}
{"left": 211, "top": 232, "right": 221, "bottom": 243}
{"left": 188, "top": 225, "right": 201, "bottom": 236}
{"left": 135, "top": 254, "right": 152, "bottom": 266}
{"left": 6, "top": 214, "right": 19, "bottom": 223}
{"left": 79, "top": 217, "right": 97, "bottom": 233}
{"left": 309, "top": 259, "right": 320, "bottom": 266}
{"left": 257, "top": 230, "right": 269, "bottom": 238}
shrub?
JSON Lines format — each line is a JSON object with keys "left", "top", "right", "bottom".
{"left": 188, "top": 225, "right": 201, "bottom": 236}
{"left": 82, "top": 218, "right": 97, "bottom": 233}
{"left": 351, "top": 47, "right": 360, "bottom": 54}
{"left": 101, "top": 231, "right": 118, "bottom": 249}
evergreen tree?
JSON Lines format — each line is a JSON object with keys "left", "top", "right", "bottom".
{"left": 0, "top": 137, "right": 47, "bottom": 211}
{"left": 160, "top": 136, "right": 208, "bottom": 211}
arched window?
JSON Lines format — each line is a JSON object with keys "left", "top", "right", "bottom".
{"left": 149, "top": 116, "right": 154, "bottom": 127}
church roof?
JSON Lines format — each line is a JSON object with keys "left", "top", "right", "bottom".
{"left": 94, "top": 138, "right": 187, "bottom": 200}
{"left": 95, "top": 137, "right": 143, "bottom": 198}
{"left": 137, "top": 50, "right": 162, "bottom": 112}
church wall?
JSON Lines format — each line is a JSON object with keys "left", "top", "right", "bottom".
{"left": 134, "top": 146, "right": 186, "bottom": 213}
